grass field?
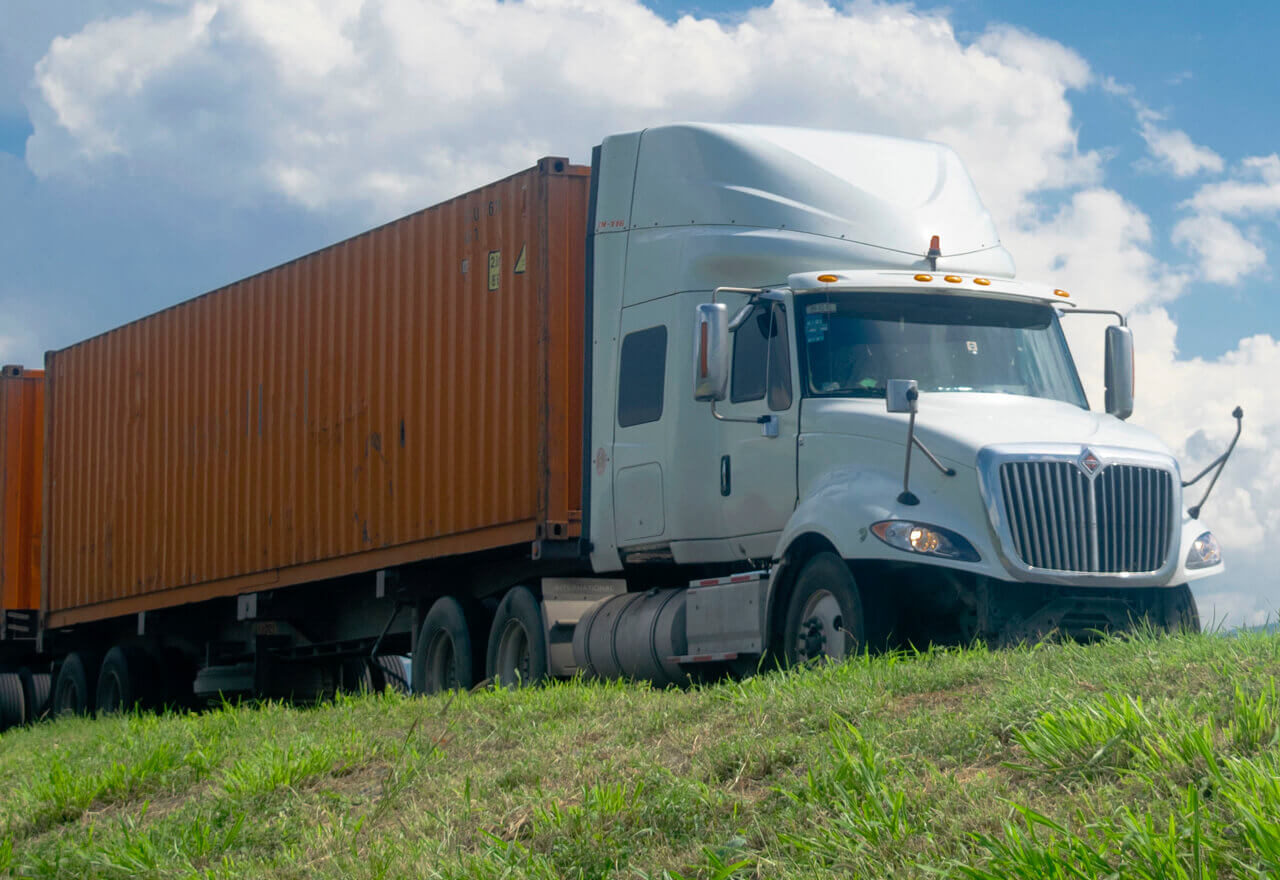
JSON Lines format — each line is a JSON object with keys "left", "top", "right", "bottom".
{"left": 2, "top": 630, "right": 1279, "bottom": 878}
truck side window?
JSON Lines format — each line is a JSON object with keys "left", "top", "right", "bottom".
{"left": 617, "top": 325, "right": 667, "bottom": 427}
{"left": 731, "top": 304, "right": 792, "bottom": 411}
{"left": 767, "top": 305, "right": 793, "bottom": 411}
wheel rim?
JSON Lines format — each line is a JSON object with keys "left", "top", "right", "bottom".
{"left": 796, "top": 589, "right": 846, "bottom": 661}
{"left": 495, "top": 619, "right": 531, "bottom": 686}
{"left": 425, "top": 631, "right": 459, "bottom": 691}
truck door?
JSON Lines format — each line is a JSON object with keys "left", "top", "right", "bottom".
{"left": 611, "top": 303, "right": 672, "bottom": 550}
{"left": 716, "top": 299, "right": 799, "bottom": 560}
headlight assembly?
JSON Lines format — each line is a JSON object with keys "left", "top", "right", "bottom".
{"left": 1186, "top": 531, "right": 1222, "bottom": 569}
{"left": 870, "top": 521, "right": 981, "bottom": 562}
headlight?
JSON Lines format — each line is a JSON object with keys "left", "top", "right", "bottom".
{"left": 1186, "top": 531, "right": 1222, "bottom": 569}
{"left": 870, "top": 521, "right": 981, "bottom": 562}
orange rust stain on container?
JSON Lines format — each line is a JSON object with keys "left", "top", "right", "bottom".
{"left": 0, "top": 365, "right": 44, "bottom": 616}
{"left": 44, "top": 160, "right": 589, "bottom": 625}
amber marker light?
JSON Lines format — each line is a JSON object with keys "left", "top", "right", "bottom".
{"left": 817, "top": 274, "right": 839, "bottom": 283}
{"left": 944, "top": 275, "right": 962, "bottom": 283}
{"left": 973, "top": 277, "right": 991, "bottom": 286}
{"left": 1054, "top": 289, "right": 1070, "bottom": 298}
{"left": 914, "top": 274, "right": 933, "bottom": 282}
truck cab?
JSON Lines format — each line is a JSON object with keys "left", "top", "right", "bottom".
{"left": 584, "top": 123, "right": 1223, "bottom": 657}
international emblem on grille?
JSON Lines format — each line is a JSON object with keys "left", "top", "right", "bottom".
{"left": 1078, "top": 448, "right": 1101, "bottom": 475}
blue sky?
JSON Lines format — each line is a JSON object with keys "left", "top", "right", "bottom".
{"left": 0, "top": 0, "right": 1276, "bottom": 623}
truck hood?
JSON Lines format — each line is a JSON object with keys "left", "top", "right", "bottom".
{"left": 800, "top": 393, "right": 1178, "bottom": 470}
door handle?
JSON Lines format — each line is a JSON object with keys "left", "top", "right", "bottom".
{"left": 720, "top": 455, "right": 731, "bottom": 496}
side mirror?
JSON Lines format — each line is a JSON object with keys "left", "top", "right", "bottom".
{"left": 1104, "top": 324, "right": 1134, "bottom": 420}
{"left": 694, "top": 303, "right": 729, "bottom": 401}
{"left": 886, "top": 379, "right": 918, "bottom": 414}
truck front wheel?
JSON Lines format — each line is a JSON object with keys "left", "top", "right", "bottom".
{"left": 783, "top": 553, "right": 866, "bottom": 665}
{"left": 1160, "top": 585, "right": 1201, "bottom": 634}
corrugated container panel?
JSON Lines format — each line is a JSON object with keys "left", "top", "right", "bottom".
{"left": 0, "top": 366, "right": 44, "bottom": 616}
{"left": 44, "top": 160, "right": 589, "bottom": 626}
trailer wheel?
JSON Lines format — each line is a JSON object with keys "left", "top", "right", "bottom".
{"left": 783, "top": 553, "right": 865, "bottom": 665}
{"left": 486, "top": 587, "right": 548, "bottom": 688}
{"left": 96, "top": 644, "right": 161, "bottom": 714}
{"left": 366, "top": 655, "right": 410, "bottom": 693}
{"left": 17, "top": 667, "right": 51, "bottom": 721}
{"left": 0, "top": 672, "right": 27, "bottom": 730}
{"left": 413, "top": 597, "right": 477, "bottom": 694}
{"left": 52, "top": 651, "right": 99, "bottom": 716}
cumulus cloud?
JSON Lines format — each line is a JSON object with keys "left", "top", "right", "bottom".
{"left": 1172, "top": 213, "right": 1267, "bottom": 284}
{"left": 1138, "top": 116, "right": 1224, "bottom": 178}
{"left": 1186, "top": 154, "right": 1280, "bottom": 216}
{"left": 25, "top": 0, "right": 1101, "bottom": 223}
{"left": 13, "top": 0, "right": 1279, "bottom": 623}
{"left": 1172, "top": 154, "right": 1279, "bottom": 287}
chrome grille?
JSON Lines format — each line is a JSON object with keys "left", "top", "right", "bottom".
{"left": 999, "top": 461, "right": 1174, "bottom": 574}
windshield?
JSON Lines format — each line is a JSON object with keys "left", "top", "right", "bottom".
{"left": 796, "top": 292, "right": 1088, "bottom": 409}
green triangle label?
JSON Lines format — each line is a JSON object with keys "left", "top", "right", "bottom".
{"left": 513, "top": 243, "right": 527, "bottom": 274}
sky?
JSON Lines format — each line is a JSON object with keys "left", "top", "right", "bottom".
{"left": 0, "top": 0, "right": 1276, "bottom": 625}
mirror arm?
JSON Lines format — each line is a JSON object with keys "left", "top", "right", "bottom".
{"left": 1183, "top": 406, "right": 1244, "bottom": 519}
{"left": 898, "top": 388, "right": 956, "bottom": 506}
{"left": 1058, "top": 307, "right": 1127, "bottom": 327}
{"left": 710, "top": 400, "right": 759, "bottom": 424}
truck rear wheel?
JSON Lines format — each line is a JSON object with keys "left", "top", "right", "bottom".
{"left": 486, "top": 586, "right": 548, "bottom": 688}
{"left": 413, "top": 597, "right": 477, "bottom": 694}
{"left": 52, "top": 651, "right": 100, "bottom": 716}
{"left": 783, "top": 553, "right": 865, "bottom": 665}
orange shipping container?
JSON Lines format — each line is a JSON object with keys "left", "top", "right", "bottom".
{"left": 0, "top": 365, "right": 44, "bottom": 626}
{"left": 44, "top": 159, "right": 589, "bottom": 627}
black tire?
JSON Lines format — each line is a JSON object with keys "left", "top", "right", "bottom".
{"left": 52, "top": 651, "right": 100, "bottom": 716}
{"left": 782, "top": 552, "right": 865, "bottom": 665}
{"left": 0, "top": 672, "right": 27, "bottom": 730}
{"left": 366, "top": 655, "right": 410, "bottom": 693}
{"left": 17, "top": 667, "right": 51, "bottom": 721}
{"left": 413, "top": 597, "right": 478, "bottom": 694}
{"left": 486, "top": 586, "right": 548, "bottom": 688}
{"left": 1161, "top": 585, "right": 1201, "bottom": 634}
{"left": 95, "top": 644, "right": 161, "bottom": 715}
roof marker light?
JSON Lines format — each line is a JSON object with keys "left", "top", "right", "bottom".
{"left": 1054, "top": 289, "right": 1070, "bottom": 298}
{"left": 914, "top": 274, "right": 933, "bottom": 282}
{"left": 973, "top": 277, "right": 991, "bottom": 286}
{"left": 944, "top": 275, "right": 962, "bottom": 283}
{"left": 817, "top": 274, "right": 838, "bottom": 283}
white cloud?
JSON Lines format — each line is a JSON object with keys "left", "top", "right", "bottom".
{"left": 1138, "top": 117, "right": 1224, "bottom": 177}
{"left": 24, "top": 0, "right": 1101, "bottom": 224}
{"left": 14, "top": 0, "right": 1280, "bottom": 624}
{"left": 1172, "top": 213, "right": 1267, "bottom": 284}
{"left": 1186, "top": 154, "right": 1280, "bottom": 216}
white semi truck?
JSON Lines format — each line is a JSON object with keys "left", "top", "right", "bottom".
{"left": 564, "top": 123, "right": 1232, "bottom": 682}
{"left": 8, "top": 123, "right": 1239, "bottom": 722}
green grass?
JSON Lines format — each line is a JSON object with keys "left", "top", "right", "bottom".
{"left": 2, "top": 630, "right": 1280, "bottom": 878}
